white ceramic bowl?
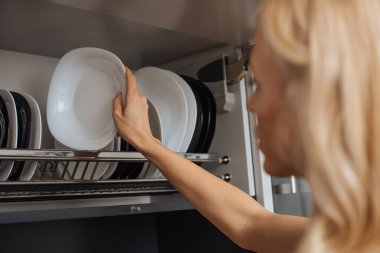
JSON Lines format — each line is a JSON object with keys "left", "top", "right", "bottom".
{"left": 47, "top": 47, "right": 125, "bottom": 150}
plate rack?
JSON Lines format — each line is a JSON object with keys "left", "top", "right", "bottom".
{"left": 0, "top": 149, "right": 228, "bottom": 201}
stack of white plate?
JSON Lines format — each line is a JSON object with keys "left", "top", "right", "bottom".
{"left": 47, "top": 47, "right": 215, "bottom": 180}
{"left": 134, "top": 67, "right": 197, "bottom": 178}
{"left": 0, "top": 89, "right": 42, "bottom": 181}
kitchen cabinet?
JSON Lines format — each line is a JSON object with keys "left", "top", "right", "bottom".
{"left": 0, "top": 0, "right": 310, "bottom": 252}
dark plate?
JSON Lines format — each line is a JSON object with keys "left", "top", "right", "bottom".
{"left": 110, "top": 139, "right": 128, "bottom": 179}
{"left": 0, "top": 96, "right": 8, "bottom": 148}
{"left": 180, "top": 76, "right": 216, "bottom": 154}
{"left": 9, "top": 92, "right": 31, "bottom": 180}
{"left": 180, "top": 76, "right": 204, "bottom": 153}
{"left": 110, "top": 140, "right": 144, "bottom": 179}
{"left": 200, "top": 79, "right": 216, "bottom": 153}
{"left": 125, "top": 143, "right": 145, "bottom": 179}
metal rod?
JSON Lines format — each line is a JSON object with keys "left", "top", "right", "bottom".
{"left": 90, "top": 162, "right": 99, "bottom": 180}
{"left": 61, "top": 161, "right": 69, "bottom": 180}
{"left": 80, "top": 162, "right": 90, "bottom": 180}
{"left": 71, "top": 162, "right": 80, "bottom": 180}
{"left": 52, "top": 161, "right": 59, "bottom": 179}
{"left": 0, "top": 149, "right": 226, "bottom": 163}
{"left": 0, "top": 178, "right": 170, "bottom": 185}
{"left": 39, "top": 161, "right": 48, "bottom": 180}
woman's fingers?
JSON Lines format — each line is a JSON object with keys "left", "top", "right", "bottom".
{"left": 125, "top": 66, "right": 137, "bottom": 95}
{"left": 113, "top": 92, "right": 123, "bottom": 118}
{"left": 112, "top": 65, "right": 156, "bottom": 149}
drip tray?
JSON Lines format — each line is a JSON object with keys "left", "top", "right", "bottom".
{"left": 0, "top": 179, "right": 176, "bottom": 202}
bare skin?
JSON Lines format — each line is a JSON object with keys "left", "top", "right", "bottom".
{"left": 113, "top": 30, "right": 308, "bottom": 253}
{"left": 248, "top": 28, "right": 299, "bottom": 177}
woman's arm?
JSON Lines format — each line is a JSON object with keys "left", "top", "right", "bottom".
{"left": 113, "top": 67, "right": 309, "bottom": 253}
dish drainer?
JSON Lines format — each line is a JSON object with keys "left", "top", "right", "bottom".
{"left": 0, "top": 149, "right": 228, "bottom": 201}
{"left": 0, "top": 44, "right": 275, "bottom": 223}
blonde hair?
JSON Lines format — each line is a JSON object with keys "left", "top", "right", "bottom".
{"left": 260, "top": 0, "right": 380, "bottom": 252}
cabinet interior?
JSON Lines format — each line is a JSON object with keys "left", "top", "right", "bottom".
{"left": 0, "top": 0, "right": 268, "bottom": 222}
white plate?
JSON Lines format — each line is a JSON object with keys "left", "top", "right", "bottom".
{"left": 47, "top": 47, "right": 125, "bottom": 150}
{"left": 56, "top": 137, "right": 121, "bottom": 180}
{"left": 97, "top": 137, "right": 121, "bottom": 179}
{"left": 19, "top": 93, "right": 42, "bottom": 181}
{"left": 164, "top": 70, "right": 197, "bottom": 151}
{"left": 135, "top": 67, "right": 188, "bottom": 152}
{"left": 112, "top": 99, "right": 164, "bottom": 179}
{"left": 134, "top": 67, "right": 188, "bottom": 178}
{"left": 136, "top": 99, "right": 164, "bottom": 179}
{"left": 100, "top": 137, "right": 121, "bottom": 179}
{"left": 0, "top": 89, "right": 17, "bottom": 181}
{"left": 148, "top": 99, "right": 164, "bottom": 145}
{"left": 145, "top": 70, "right": 198, "bottom": 179}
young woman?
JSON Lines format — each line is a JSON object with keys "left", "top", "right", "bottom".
{"left": 113, "top": 0, "right": 380, "bottom": 252}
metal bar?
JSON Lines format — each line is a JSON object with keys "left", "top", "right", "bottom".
{"left": 71, "top": 162, "right": 80, "bottom": 180}
{"left": 51, "top": 161, "right": 58, "bottom": 179}
{"left": 0, "top": 178, "right": 170, "bottom": 186}
{"left": 61, "top": 161, "right": 69, "bottom": 180}
{"left": 80, "top": 162, "right": 90, "bottom": 180}
{"left": 0, "top": 179, "right": 177, "bottom": 201}
{"left": 0, "top": 188, "right": 177, "bottom": 201}
{"left": 290, "top": 176, "right": 298, "bottom": 194}
{"left": 39, "top": 161, "right": 48, "bottom": 180}
{"left": 0, "top": 149, "right": 227, "bottom": 163}
{"left": 90, "top": 162, "right": 99, "bottom": 180}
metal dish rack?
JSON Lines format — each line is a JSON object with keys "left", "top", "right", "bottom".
{"left": 0, "top": 149, "right": 228, "bottom": 201}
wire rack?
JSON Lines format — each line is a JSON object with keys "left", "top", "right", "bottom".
{"left": 0, "top": 149, "right": 228, "bottom": 201}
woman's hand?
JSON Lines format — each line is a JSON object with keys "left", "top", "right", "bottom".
{"left": 113, "top": 67, "right": 158, "bottom": 151}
